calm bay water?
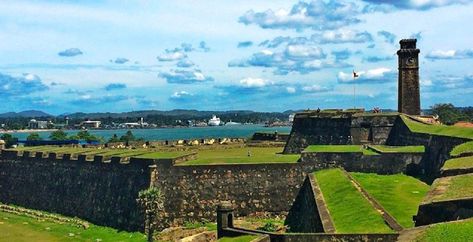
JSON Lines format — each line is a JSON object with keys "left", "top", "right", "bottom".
{"left": 8, "top": 124, "right": 291, "bottom": 141}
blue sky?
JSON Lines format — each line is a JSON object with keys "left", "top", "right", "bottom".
{"left": 0, "top": 0, "right": 472, "bottom": 114}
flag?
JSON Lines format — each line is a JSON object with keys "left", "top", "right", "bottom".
{"left": 353, "top": 70, "right": 359, "bottom": 78}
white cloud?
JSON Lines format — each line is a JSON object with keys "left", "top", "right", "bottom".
{"left": 302, "top": 84, "right": 330, "bottom": 92}
{"left": 171, "top": 91, "right": 192, "bottom": 98}
{"left": 284, "top": 45, "right": 326, "bottom": 61}
{"left": 286, "top": 86, "right": 296, "bottom": 93}
{"left": 420, "top": 79, "right": 433, "bottom": 87}
{"left": 239, "top": 77, "right": 271, "bottom": 88}
{"left": 239, "top": 0, "right": 361, "bottom": 30}
{"left": 338, "top": 68, "right": 394, "bottom": 83}
{"left": 157, "top": 51, "right": 187, "bottom": 62}
{"left": 426, "top": 49, "right": 473, "bottom": 60}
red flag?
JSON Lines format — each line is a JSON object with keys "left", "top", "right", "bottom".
{"left": 353, "top": 70, "right": 359, "bottom": 78}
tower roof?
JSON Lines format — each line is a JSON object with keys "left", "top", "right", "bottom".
{"left": 400, "top": 39, "right": 417, "bottom": 49}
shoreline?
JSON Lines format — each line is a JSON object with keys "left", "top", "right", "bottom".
{"left": 0, "top": 129, "right": 59, "bottom": 134}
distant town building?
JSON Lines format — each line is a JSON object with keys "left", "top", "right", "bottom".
{"left": 289, "top": 113, "right": 295, "bottom": 123}
{"left": 118, "top": 117, "right": 149, "bottom": 128}
{"left": 28, "top": 119, "right": 50, "bottom": 129}
{"left": 79, "top": 120, "right": 101, "bottom": 129}
{"left": 208, "top": 115, "right": 221, "bottom": 126}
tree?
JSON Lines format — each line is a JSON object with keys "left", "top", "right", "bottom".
{"left": 108, "top": 134, "right": 120, "bottom": 143}
{"left": 120, "top": 130, "right": 136, "bottom": 142}
{"left": 431, "top": 103, "right": 469, "bottom": 125}
{"left": 76, "top": 130, "right": 91, "bottom": 140}
{"left": 49, "top": 130, "right": 68, "bottom": 141}
{"left": 0, "top": 133, "right": 17, "bottom": 148}
{"left": 137, "top": 187, "right": 164, "bottom": 242}
{"left": 26, "top": 133, "right": 42, "bottom": 141}
{"left": 69, "top": 130, "right": 103, "bottom": 143}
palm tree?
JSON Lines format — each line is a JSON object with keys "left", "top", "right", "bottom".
{"left": 137, "top": 187, "right": 164, "bottom": 242}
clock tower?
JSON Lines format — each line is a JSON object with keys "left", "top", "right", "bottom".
{"left": 397, "top": 39, "right": 420, "bottom": 115}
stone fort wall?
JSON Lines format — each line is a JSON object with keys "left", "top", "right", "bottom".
{"left": 153, "top": 161, "right": 321, "bottom": 227}
{"left": 283, "top": 113, "right": 398, "bottom": 154}
{"left": 0, "top": 150, "right": 152, "bottom": 231}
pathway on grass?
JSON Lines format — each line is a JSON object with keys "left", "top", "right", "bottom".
{"left": 343, "top": 170, "right": 403, "bottom": 231}
{"left": 314, "top": 168, "right": 392, "bottom": 233}
{"left": 350, "top": 172, "right": 429, "bottom": 229}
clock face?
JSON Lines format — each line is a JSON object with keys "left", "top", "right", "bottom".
{"left": 406, "top": 57, "right": 417, "bottom": 65}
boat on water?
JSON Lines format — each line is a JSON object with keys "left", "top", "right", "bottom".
{"left": 208, "top": 115, "right": 221, "bottom": 126}
{"left": 225, "top": 121, "right": 241, "bottom": 126}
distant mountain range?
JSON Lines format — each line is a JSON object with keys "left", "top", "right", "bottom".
{"left": 0, "top": 109, "right": 300, "bottom": 119}
{"left": 0, "top": 110, "right": 52, "bottom": 118}
{"left": 3, "top": 107, "right": 464, "bottom": 119}
{"left": 55, "top": 109, "right": 301, "bottom": 119}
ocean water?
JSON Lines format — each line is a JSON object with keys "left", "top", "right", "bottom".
{"left": 8, "top": 124, "right": 292, "bottom": 141}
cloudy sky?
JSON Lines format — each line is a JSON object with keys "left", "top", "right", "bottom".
{"left": 0, "top": 0, "right": 472, "bottom": 114}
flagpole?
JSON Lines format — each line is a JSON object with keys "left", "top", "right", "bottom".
{"left": 353, "top": 70, "right": 356, "bottom": 109}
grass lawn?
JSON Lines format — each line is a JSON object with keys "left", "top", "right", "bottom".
{"left": 401, "top": 115, "right": 473, "bottom": 140}
{"left": 304, "top": 145, "right": 379, "bottom": 155}
{"left": 180, "top": 147, "right": 299, "bottom": 165}
{"left": 424, "top": 173, "right": 473, "bottom": 203}
{"left": 135, "top": 151, "right": 189, "bottom": 159}
{"left": 350, "top": 173, "right": 429, "bottom": 228}
{"left": 414, "top": 218, "right": 473, "bottom": 242}
{"left": 443, "top": 156, "right": 473, "bottom": 170}
{"left": 0, "top": 211, "right": 145, "bottom": 242}
{"left": 450, "top": 141, "right": 473, "bottom": 156}
{"left": 218, "top": 235, "right": 259, "bottom": 242}
{"left": 369, "top": 145, "right": 425, "bottom": 153}
{"left": 314, "top": 169, "right": 392, "bottom": 233}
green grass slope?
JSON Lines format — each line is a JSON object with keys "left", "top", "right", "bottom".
{"left": 414, "top": 218, "right": 473, "bottom": 242}
{"left": 401, "top": 115, "right": 473, "bottom": 140}
{"left": 369, "top": 145, "right": 425, "bottom": 153}
{"left": 443, "top": 156, "right": 473, "bottom": 170}
{"left": 218, "top": 235, "right": 259, "bottom": 242}
{"left": 314, "top": 169, "right": 392, "bottom": 233}
{"left": 304, "top": 145, "right": 378, "bottom": 155}
{"left": 351, "top": 173, "right": 429, "bottom": 228}
{"left": 0, "top": 211, "right": 145, "bottom": 242}
{"left": 424, "top": 173, "right": 473, "bottom": 203}
{"left": 181, "top": 147, "right": 299, "bottom": 165}
{"left": 450, "top": 141, "right": 473, "bottom": 156}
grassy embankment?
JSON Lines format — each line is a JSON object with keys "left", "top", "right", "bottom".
{"left": 217, "top": 235, "right": 259, "bottom": 242}
{"left": 0, "top": 211, "right": 145, "bottom": 242}
{"left": 443, "top": 156, "right": 473, "bottom": 170}
{"left": 368, "top": 145, "right": 425, "bottom": 153}
{"left": 8, "top": 146, "right": 187, "bottom": 159}
{"left": 351, "top": 173, "right": 429, "bottom": 228}
{"left": 414, "top": 218, "right": 473, "bottom": 242}
{"left": 9, "top": 146, "right": 300, "bottom": 165}
{"left": 181, "top": 147, "right": 300, "bottom": 165}
{"left": 401, "top": 115, "right": 473, "bottom": 140}
{"left": 314, "top": 168, "right": 392, "bottom": 233}
{"left": 424, "top": 173, "right": 473, "bottom": 203}
{"left": 450, "top": 141, "right": 473, "bottom": 156}
{"left": 304, "top": 145, "right": 379, "bottom": 155}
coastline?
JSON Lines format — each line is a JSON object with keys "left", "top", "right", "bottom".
{"left": 0, "top": 129, "right": 59, "bottom": 134}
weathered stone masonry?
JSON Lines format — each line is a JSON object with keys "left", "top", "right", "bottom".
{"left": 0, "top": 150, "right": 152, "bottom": 231}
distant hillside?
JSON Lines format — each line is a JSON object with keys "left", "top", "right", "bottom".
{"left": 0, "top": 110, "right": 52, "bottom": 118}
{"left": 59, "top": 109, "right": 271, "bottom": 119}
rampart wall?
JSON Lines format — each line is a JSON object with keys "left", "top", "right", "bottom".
{"left": 386, "top": 116, "right": 469, "bottom": 176}
{"left": 415, "top": 197, "right": 473, "bottom": 226}
{"left": 300, "top": 152, "right": 423, "bottom": 175}
{"left": 0, "top": 150, "right": 152, "bottom": 231}
{"left": 153, "top": 162, "right": 323, "bottom": 227}
{"left": 283, "top": 113, "right": 398, "bottom": 154}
